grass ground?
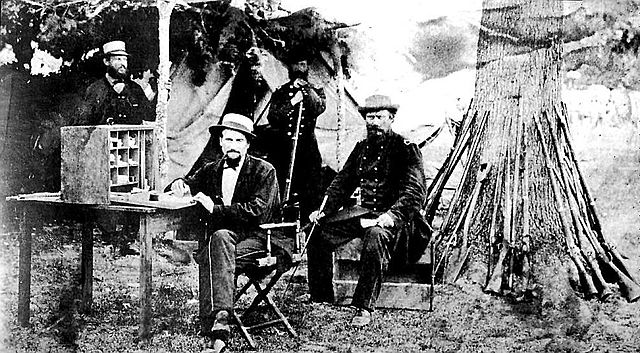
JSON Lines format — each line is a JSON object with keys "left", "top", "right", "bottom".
{"left": 0, "top": 119, "right": 639, "bottom": 352}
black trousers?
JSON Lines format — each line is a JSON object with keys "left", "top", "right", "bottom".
{"left": 307, "top": 218, "right": 399, "bottom": 310}
{"left": 194, "top": 229, "right": 288, "bottom": 335}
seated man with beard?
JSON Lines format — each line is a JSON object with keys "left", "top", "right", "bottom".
{"left": 307, "top": 95, "right": 430, "bottom": 327}
{"left": 170, "top": 113, "right": 290, "bottom": 353}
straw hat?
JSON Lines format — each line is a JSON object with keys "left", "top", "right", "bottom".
{"left": 210, "top": 113, "right": 256, "bottom": 138}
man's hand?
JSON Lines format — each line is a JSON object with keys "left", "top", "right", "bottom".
{"left": 375, "top": 213, "right": 395, "bottom": 228}
{"left": 170, "top": 179, "right": 191, "bottom": 197}
{"left": 193, "top": 192, "right": 214, "bottom": 213}
{"left": 292, "top": 78, "right": 308, "bottom": 89}
{"left": 308, "top": 210, "right": 325, "bottom": 223}
{"left": 290, "top": 90, "right": 304, "bottom": 106}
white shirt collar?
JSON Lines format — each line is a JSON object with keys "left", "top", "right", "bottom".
{"left": 221, "top": 154, "right": 246, "bottom": 205}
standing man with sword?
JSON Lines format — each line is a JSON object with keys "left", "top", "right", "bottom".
{"left": 264, "top": 47, "right": 326, "bottom": 221}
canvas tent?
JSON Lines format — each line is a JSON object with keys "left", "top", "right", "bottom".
{"left": 164, "top": 49, "right": 364, "bottom": 187}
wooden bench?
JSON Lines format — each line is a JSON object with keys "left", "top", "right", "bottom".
{"left": 332, "top": 238, "right": 434, "bottom": 310}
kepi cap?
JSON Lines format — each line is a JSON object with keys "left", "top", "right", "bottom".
{"left": 103, "top": 40, "right": 130, "bottom": 57}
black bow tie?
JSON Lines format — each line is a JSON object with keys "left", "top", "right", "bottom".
{"left": 224, "top": 158, "right": 241, "bottom": 170}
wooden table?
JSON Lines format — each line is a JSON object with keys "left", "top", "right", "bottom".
{"left": 6, "top": 192, "right": 199, "bottom": 339}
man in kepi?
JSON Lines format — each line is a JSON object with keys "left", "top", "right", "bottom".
{"left": 263, "top": 48, "right": 326, "bottom": 220}
{"left": 307, "top": 94, "right": 430, "bottom": 327}
{"left": 170, "top": 113, "right": 290, "bottom": 353}
{"left": 75, "top": 40, "right": 156, "bottom": 256}
{"left": 76, "top": 40, "right": 155, "bottom": 125}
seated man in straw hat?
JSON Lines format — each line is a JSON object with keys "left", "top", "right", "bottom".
{"left": 170, "top": 113, "right": 292, "bottom": 353}
{"left": 307, "top": 94, "right": 430, "bottom": 327}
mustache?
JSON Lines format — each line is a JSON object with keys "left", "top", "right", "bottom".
{"left": 225, "top": 150, "right": 240, "bottom": 155}
{"left": 366, "top": 125, "right": 388, "bottom": 138}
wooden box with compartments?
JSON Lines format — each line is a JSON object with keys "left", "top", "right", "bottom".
{"left": 60, "top": 125, "right": 157, "bottom": 204}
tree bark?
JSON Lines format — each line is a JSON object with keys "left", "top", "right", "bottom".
{"left": 156, "top": 0, "right": 175, "bottom": 187}
{"left": 429, "top": 0, "right": 640, "bottom": 303}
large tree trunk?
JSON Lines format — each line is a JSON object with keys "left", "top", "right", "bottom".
{"left": 427, "top": 0, "right": 640, "bottom": 302}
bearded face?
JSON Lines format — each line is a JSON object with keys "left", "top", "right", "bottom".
{"left": 219, "top": 129, "right": 250, "bottom": 162}
{"left": 288, "top": 60, "right": 309, "bottom": 81}
{"left": 249, "top": 64, "right": 266, "bottom": 87}
{"left": 365, "top": 110, "right": 394, "bottom": 139}
{"left": 104, "top": 55, "right": 129, "bottom": 80}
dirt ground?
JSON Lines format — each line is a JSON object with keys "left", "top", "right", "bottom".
{"left": 1, "top": 119, "right": 639, "bottom": 352}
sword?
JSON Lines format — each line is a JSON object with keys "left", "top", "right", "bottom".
{"left": 282, "top": 195, "right": 328, "bottom": 298}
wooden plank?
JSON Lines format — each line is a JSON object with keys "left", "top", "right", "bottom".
{"left": 60, "top": 125, "right": 156, "bottom": 204}
{"left": 61, "top": 126, "right": 110, "bottom": 204}
{"left": 335, "top": 238, "right": 432, "bottom": 264}
{"left": 333, "top": 280, "right": 432, "bottom": 310}
{"left": 138, "top": 214, "right": 152, "bottom": 340}
{"left": 333, "top": 238, "right": 432, "bottom": 282}
{"left": 6, "top": 196, "right": 158, "bottom": 213}
{"left": 17, "top": 205, "right": 32, "bottom": 326}
{"left": 80, "top": 214, "right": 94, "bottom": 313}
{"left": 110, "top": 192, "right": 196, "bottom": 210}
{"left": 334, "top": 259, "right": 431, "bottom": 284}
{"left": 99, "top": 124, "right": 154, "bottom": 132}
{"left": 332, "top": 237, "right": 434, "bottom": 310}
{"left": 145, "top": 208, "right": 201, "bottom": 235}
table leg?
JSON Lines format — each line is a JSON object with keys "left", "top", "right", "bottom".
{"left": 80, "top": 214, "right": 94, "bottom": 313}
{"left": 138, "top": 214, "right": 152, "bottom": 339}
{"left": 18, "top": 206, "right": 32, "bottom": 327}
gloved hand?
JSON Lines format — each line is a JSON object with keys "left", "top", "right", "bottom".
{"left": 308, "top": 210, "right": 325, "bottom": 223}
{"left": 375, "top": 212, "right": 395, "bottom": 228}
{"left": 290, "top": 90, "right": 304, "bottom": 106}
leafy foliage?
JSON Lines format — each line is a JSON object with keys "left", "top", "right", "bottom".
{"left": 0, "top": 0, "right": 350, "bottom": 86}
{"left": 0, "top": 0, "right": 352, "bottom": 196}
{"left": 549, "top": 0, "right": 640, "bottom": 89}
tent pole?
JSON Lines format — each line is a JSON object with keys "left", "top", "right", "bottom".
{"left": 332, "top": 42, "right": 345, "bottom": 168}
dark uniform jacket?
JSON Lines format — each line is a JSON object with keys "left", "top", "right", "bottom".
{"left": 76, "top": 77, "right": 155, "bottom": 125}
{"left": 264, "top": 80, "right": 326, "bottom": 214}
{"left": 183, "top": 154, "right": 294, "bottom": 256}
{"left": 323, "top": 130, "right": 431, "bottom": 267}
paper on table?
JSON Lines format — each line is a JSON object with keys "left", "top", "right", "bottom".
{"left": 158, "top": 192, "right": 196, "bottom": 205}
{"left": 110, "top": 191, "right": 196, "bottom": 209}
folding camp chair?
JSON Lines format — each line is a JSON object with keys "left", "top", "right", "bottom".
{"left": 232, "top": 220, "right": 303, "bottom": 349}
